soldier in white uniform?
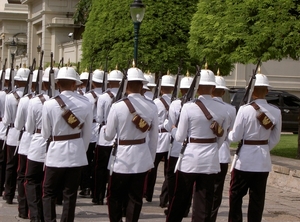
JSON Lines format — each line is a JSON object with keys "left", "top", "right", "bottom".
{"left": 211, "top": 74, "right": 236, "bottom": 222}
{"left": 14, "top": 66, "right": 33, "bottom": 218}
{"left": 25, "top": 67, "right": 55, "bottom": 222}
{"left": 163, "top": 74, "right": 193, "bottom": 216}
{"left": 79, "top": 69, "right": 103, "bottom": 197}
{"left": 144, "top": 73, "right": 175, "bottom": 207}
{"left": 2, "top": 67, "right": 24, "bottom": 206}
{"left": 166, "top": 69, "right": 229, "bottom": 222}
{"left": 41, "top": 67, "right": 92, "bottom": 222}
{"left": 78, "top": 69, "right": 89, "bottom": 95}
{"left": 143, "top": 72, "right": 156, "bottom": 100}
{"left": 228, "top": 73, "right": 281, "bottom": 222}
{"left": 92, "top": 69, "right": 122, "bottom": 205}
{"left": 0, "top": 70, "right": 9, "bottom": 196}
{"left": 104, "top": 67, "right": 158, "bottom": 222}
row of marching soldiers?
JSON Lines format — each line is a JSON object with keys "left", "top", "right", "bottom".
{"left": 0, "top": 56, "right": 281, "bottom": 222}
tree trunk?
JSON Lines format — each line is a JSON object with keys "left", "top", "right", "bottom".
{"left": 297, "top": 109, "right": 300, "bottom": 159}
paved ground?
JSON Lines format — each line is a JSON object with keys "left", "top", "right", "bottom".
{"left": 1, "top": 157, "right": 300, "bottom": 222}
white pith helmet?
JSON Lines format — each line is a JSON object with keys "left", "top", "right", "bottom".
{"left": 5, "top": 68, "right": 15, "bottom": 80}
{"left": 80, "top": 70, "right": 89, "bottom": 80}
{"left": 93, "top": 69, "right": 104, "bottom": 83}
{"left": 143, "top": 83, "right": 150, "bottom": 90}
{"left": 43, "top": 67, "right": 59, "bottom": 82}
{"left": 56, "top": 67, "right": 82, "bottom": 85}
{"left": 215, "top": 69, "right": 228, "bottom": 90}
{"left": 108, "top": 68, "right": 123, "bottom": 82}
{"left": 254, "top": 67, "right": 270, "bottom": 87}
{"left": 14, "top": 66, "right": 30, "bottom": 81}
{"left": 144, "top": 72, "right": 156, "bottom": 87}
{"left": 75, "top": 72, "right": 82, "bottom": 85}
{"left": 32, "top": 70, "right": 45, "bottom": 83}
{"left": 161, "top": 71, "right": 175, "bottom": 87}
{"left": 199, "top": 63, "right": 216, "bottom": 86}
{"left": 127, "top": 67, "right": 148, "bottom": 84}
{"left": 180, "top": 71, "right": 193, "bottom": 89}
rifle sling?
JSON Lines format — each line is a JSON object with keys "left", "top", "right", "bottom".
{"left": 160, "top": 97, "right": 169, "bottom": 111}
{"left": 54, "top": 95, "right": 83, "bottom": 129}
{"left": 12, "top": 91, "right": 20, "bottom": 102}
{"left": 194, "top": 100, "right": 213, "bottom": 120}
{"left": 38, "top": 94, "right": 46, "bottom": 104}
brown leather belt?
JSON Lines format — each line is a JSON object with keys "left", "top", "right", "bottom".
{"left": 243, "top": 140, "right": 268, "bottom": 145}
{"left": 93, "top": 119, "right": 97, "bottom": 123}
{"left": 160, "top": 128, "right": 168, "bottom": 133}
{"left": 51, "top": 133, "right": 81, "bottom": 141}
{"left": 0, "top": 117, "right": 2, "bottom": 121}
{"left": 119, "top": 138, "right": 146, "bottom": 145}
{"left": 36, "top": 129, "right": 41, "bottom": 134}
{"left": 189, "top": 137, "right": 217, "bottom": 143}
{"left": 9, "top": 123, "right": 14, "bottom": 127}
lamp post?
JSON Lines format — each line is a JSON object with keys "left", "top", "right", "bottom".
{"left": 37, "top": 45, "right": 41, "bottom": 59}
{"left": 130, "top": 0, "right": 145, "bottom": 66}
{"left": 10, "top": 38, "right": 17, "bottom": 68}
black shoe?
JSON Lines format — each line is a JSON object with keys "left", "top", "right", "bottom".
{"left": 79, "top": 188, "right": 91, "bottom": 197}
{"left": 92, "top": 199, "right": 104, "bottom": 205}
{"left": 30, "top": 219, "right": 41, "bottom": 222}
{"left": 18, "top": 213, "right": 28, "bottom": 219}
{"left": 183, "top": 209, "right": 189, "bottom": 217}
{"left": 164, "top": 209, "right": 168, "bottom": 216}
{"left": 6, "top": 199, "right": 13, "bottom": 204}
{"left": 159, "top": 203, "right": 168, "bottom": 208}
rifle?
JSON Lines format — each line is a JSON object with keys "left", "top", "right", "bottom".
{"left": 85, "top": 63, "right": 93, "bottom": 93}
{"left": 167, "top": 62, "right": 182, "bottom": 159}
{"left": 0, "top": 58, "right": 7, "bottom": 91}
{"left": 174, "top": 61, "right": 205, "bottom": 173}
{"left": 230, "top": 59, "right": 261, "bottom": 173}
{"left": 23, "top": 59, "right": 36, "bottom": 96}
{"left": 48, "top": 52, "right": 55, "bottom": 98}
{"left": 109, "top": 67, "right": 129, "bottom": 176}
{"left": 35, "top": 50, "right": 44, "bottom": 94}
{"left": 152, "top": 70, "right": 162, "bottom": 100}
{"left": 102, "top": 58, "right": 108, "bottom": 92}
{"left": 58, "top": 57, "right": 64, "bottom": 69}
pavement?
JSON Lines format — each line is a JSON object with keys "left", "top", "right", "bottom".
{"left": 0, "top": 150, "right": 300, "bottom": 221}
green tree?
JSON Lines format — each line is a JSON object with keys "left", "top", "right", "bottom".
{"left": 189, "top": 0, "right": 300, "bottom": 75}
{"left": 73, "top": 0, "right": 92, "bottom": 25}
{"left": 81, "top": 0, "right": 200, "bottom": 74}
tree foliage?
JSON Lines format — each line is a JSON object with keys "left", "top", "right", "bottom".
{"left": 189, "top": 0, "right": 300, "bottom": 75}
{"left": 73, "top": 0, "right": 92, "bottom": 25}
{"left": 81, "top": 0, "right": 199, "bottom": 74}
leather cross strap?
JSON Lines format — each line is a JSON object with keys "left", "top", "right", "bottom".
{"left": 160, "top": 128, "right": 168, "bottom": 133}
{"left": 195, "top": 99, "right": 213, "bottom": 120}
{"left": 54, "top": 95, "right": 84, "bottom": 129}
{"left": 119, "top": 138, "right": 146, "bottom": 145}
{"left": 106, "top": 90, "right": 115, "bottom": 99}
{"left": 38, "top": 94, "right": 46, "bottom": 104}
{"left": 27, "top": 94, "right": 33, "bottom": 99}
{"left": 51, "top": 133, "right": 81, "bottom": 141}
{"left": 250, "top": 102, "right": 275, "bottom": 130}
{"left": 160, "top": 97, "right": 169, "bottom": 111}
{"left": 90, "top": 91, "right": 98, "bottom": 104}
{"left": 12, "top": 91, "right": 20, "bottom": 102}
{"left": 189, "top": 137, "right": 217, "bottom": 143}
{"left": 123, "top": 98, "right": 136, "bottom": 113}
{"left": 78, "top": 89, "right": 84, "bottom": 95}
{"left": 0, "top": 117, "right": 2, "bottom": 121}
{"left": 243, "top": 140, "right": 268, "bottom": 145}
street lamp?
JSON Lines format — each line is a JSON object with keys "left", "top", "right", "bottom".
{"left": 130, "top": 0, "right": 145, "bottom": 66}
{"left": 10, "top": 38, "right": 17, "bottom": 67}
{"left": 37, "top": 45, "right": 41, "bottom": 58}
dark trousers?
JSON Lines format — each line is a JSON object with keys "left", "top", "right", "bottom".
{"left": 144, "top": 151, "right": 168, "bottom": 205}
{"left": 107, "top": 172, "right": 147, "bottom": 222}
{"left": 228, "top": 169, "right": 269, "bottom": 222}
{"left": 0, "top": 139, "right": 7, "bottom": 195}
{"left": 4, "top": 145, "right": 18, "bottom": 201}
{"left": 93, "top": 145, "right": 112, "bottom": 203}
{"left": 167, "top": 156, "right": 192, "bottom": 214}
{"left": 43, "top": 166, "right": 82, "bottom": 222}
{"left": 167, "top": 171, "right": 216, "bottom": 222}
{"left": 80, "top": 142, "right": 95, "bottom": 191}
{"left": 25, "top": 159, "right": 44, "bottom": 221}
{"left": 17, "top": 154, "right": 28, "bottom": 216}
{"left": 211, "top": 163, "right": 228, "bottom": 222}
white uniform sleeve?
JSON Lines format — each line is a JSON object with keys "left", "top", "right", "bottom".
{"left": 82, "top": 103, "right": 93, "bottom": 151}
{"left": 228, "top": 106, "right": 245, "bottom": 142}
{"left": 148, "top": 105, "right": 159, "bottom": 161}
{"left": 269, "top": 111, "right": 282, "bottom": 150}
{"left": 104, "top": 104, "right": 118, "bottom": 141}
{"left": 96, "top": 96, "right": 105, "bottom": 124}
{"left": 25, "top": 99, "right": 35, "bottom": 134}
{"left": 174, "top": 104, "right": 189, "bottom": 143}
{"left": 2, "top": 95, "right": 12, "bottom": 126}
{"left": 41, "top": 103, "right": 51, "bottom": 140}
{"left": 14, "top": 98, "right": 26, "bottom": 130}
